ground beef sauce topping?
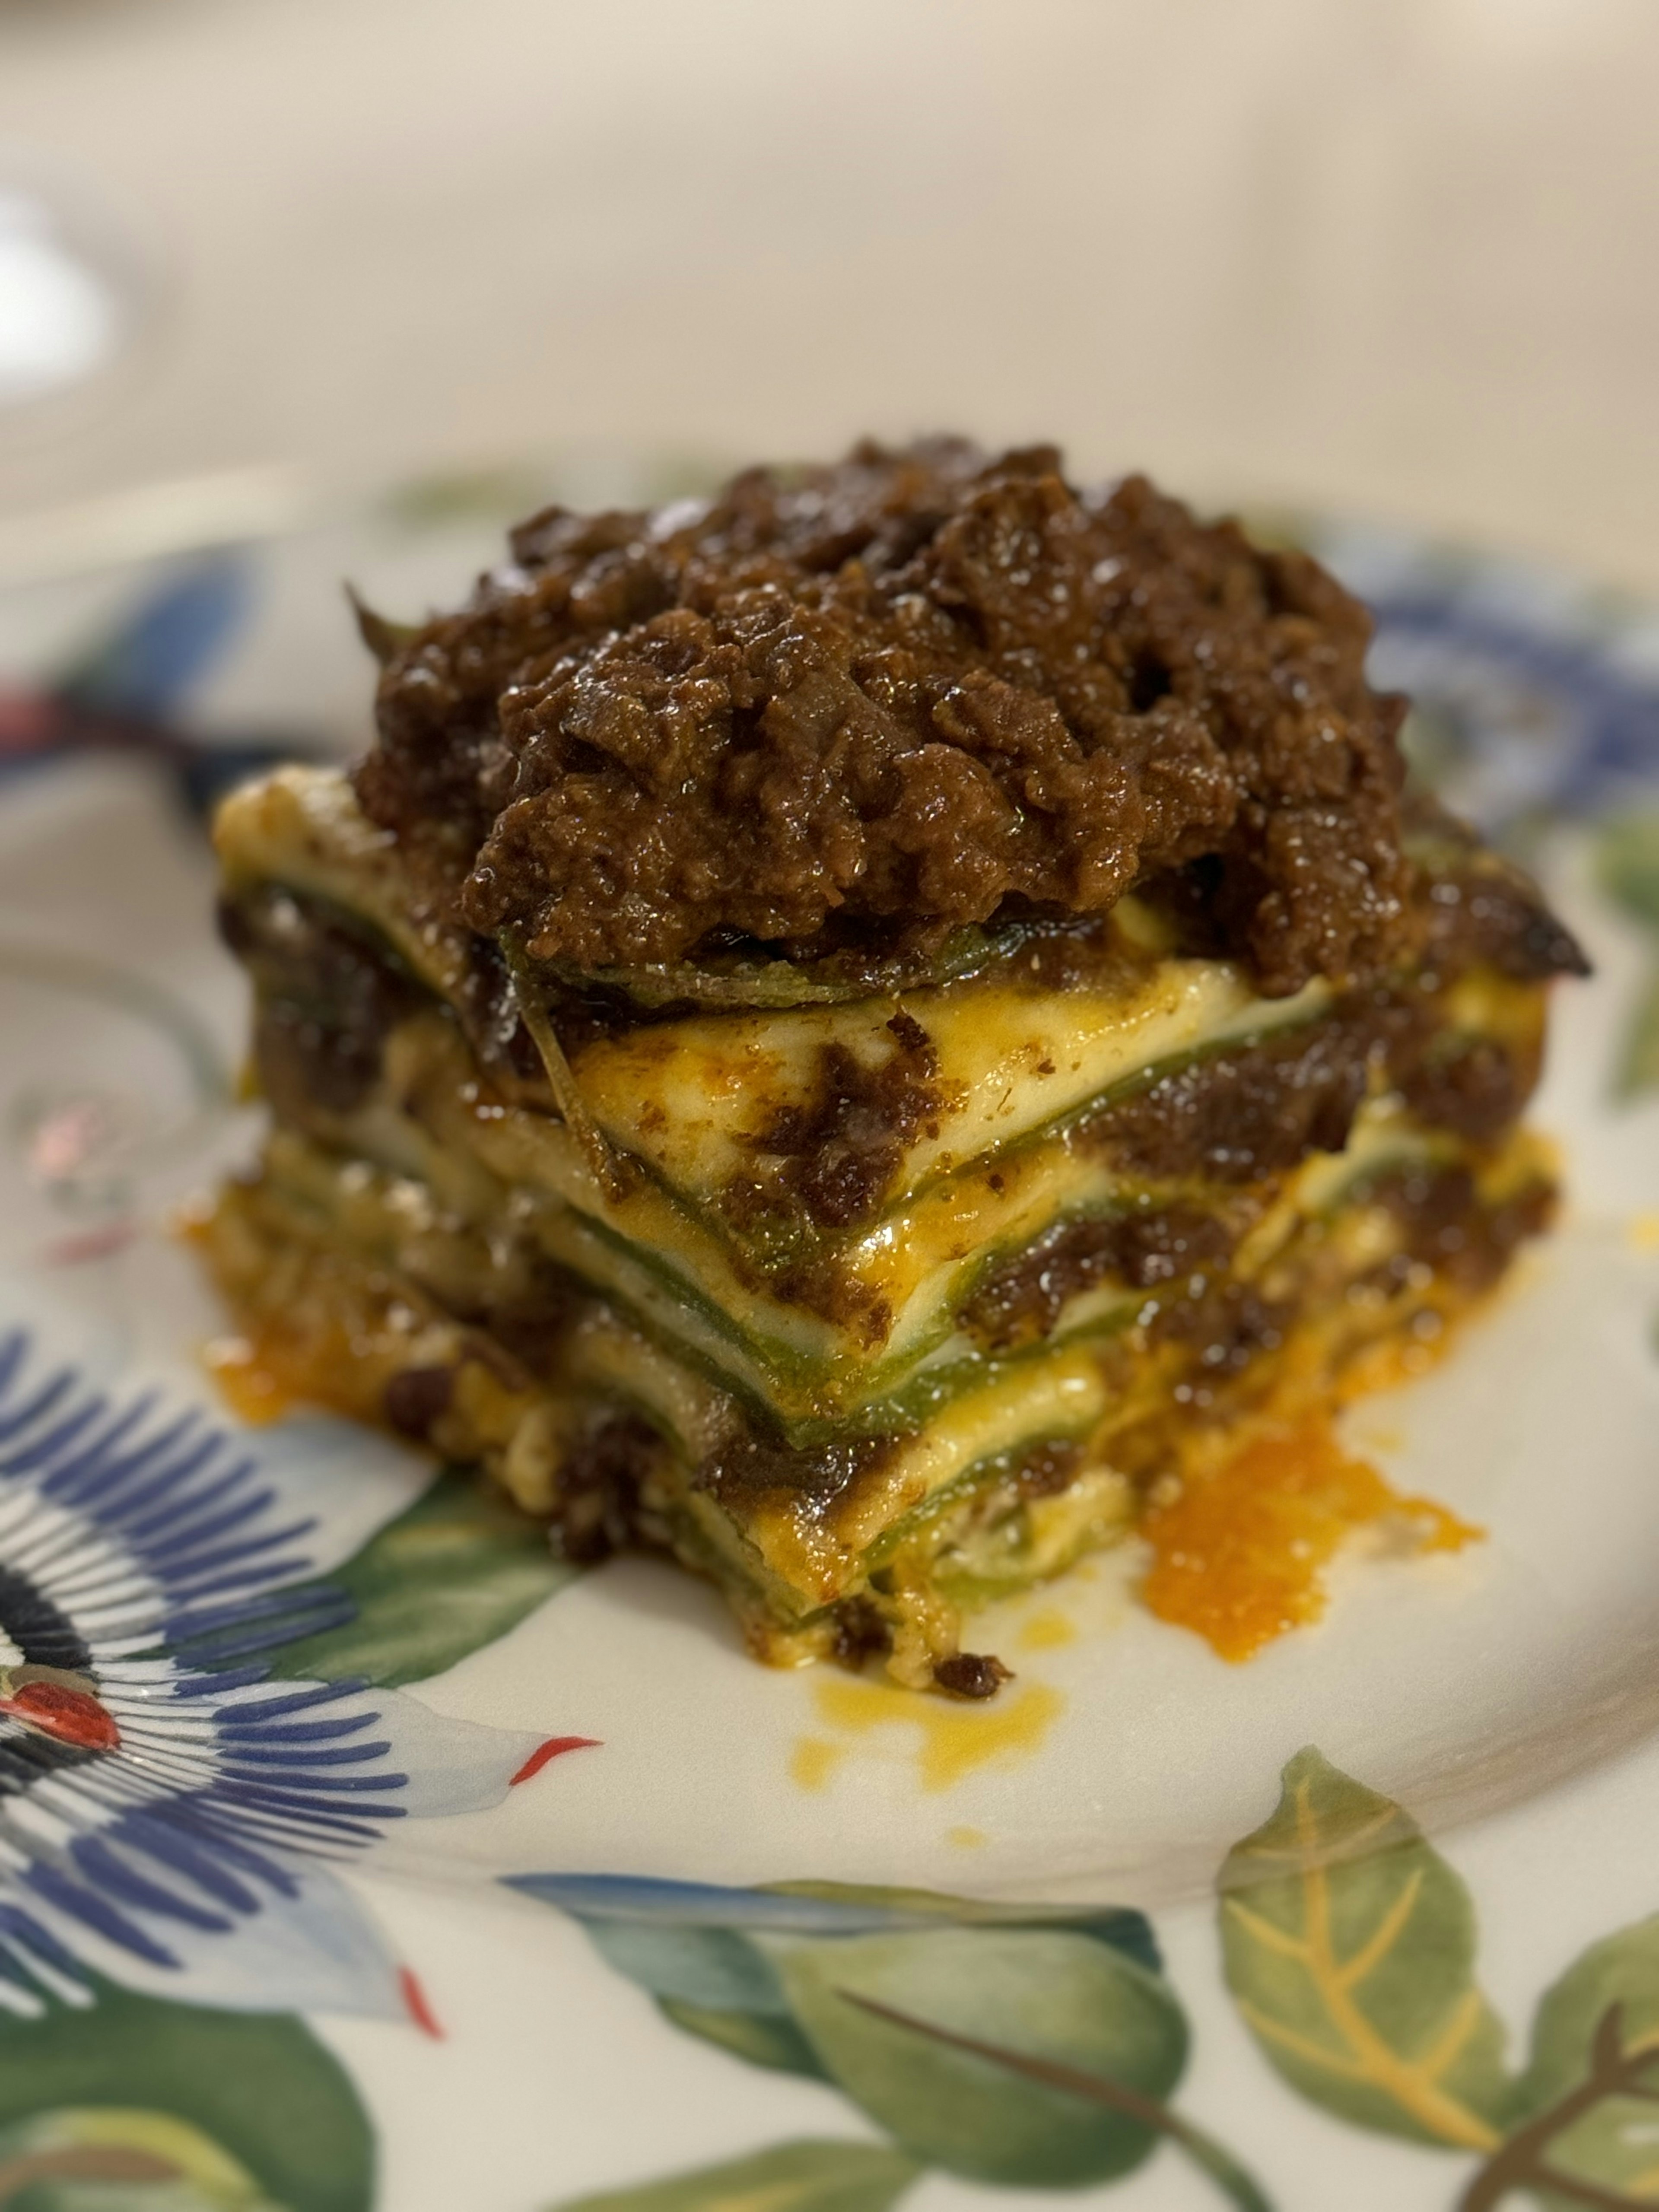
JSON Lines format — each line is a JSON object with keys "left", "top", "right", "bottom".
{"left": 356, "top": 439, "right": 1425, "bottom": 997}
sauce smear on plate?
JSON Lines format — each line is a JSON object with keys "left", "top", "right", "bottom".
{"left": 1141, "top": 1420, "right": 1479, "bottom": 1660}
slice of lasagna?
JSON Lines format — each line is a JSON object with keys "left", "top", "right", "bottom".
{"left": 197, "top": 442, "right": 1585, "bottom": 1694}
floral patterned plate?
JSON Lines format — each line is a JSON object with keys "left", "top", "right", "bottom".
{"left": 0, "top": 466, "right": 1657, "bottom": 2212}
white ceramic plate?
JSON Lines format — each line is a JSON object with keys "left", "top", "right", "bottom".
{"left": 0, "top": 473, "right": 1656, "bottom": 2212}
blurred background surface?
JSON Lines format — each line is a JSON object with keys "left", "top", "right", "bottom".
{"left": 0, "top": 0, "right": 1656, "bottom": 587}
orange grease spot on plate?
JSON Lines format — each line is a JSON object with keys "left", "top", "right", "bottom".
{"left": 810, "top": 1675, "right": 1063, "bottom": 1792}
{"left": 1141, "top": 1419, "right": 1479, "bottom": 1662}
{"left": 789, "top": 1736, "right": 845, "bottom": 1792}
{"left": 1017, "top": 1607, "right": 1077, "bottom": 1652}
{"left": 203, "top": 1335, "right": 296, "bottom": 1426}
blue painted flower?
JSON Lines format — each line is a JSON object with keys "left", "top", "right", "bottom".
{"left": 0, "top": 1328, "right": 576, "bottom": 2026}
{"left": 1372, "top": 595, "right": 1659, "bottom": 830}
{"left": 1308, "top": 520, "right": 1659, "bottom": 834}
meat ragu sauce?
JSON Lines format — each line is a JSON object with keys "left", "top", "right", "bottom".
{"left": 358, "top": 439, "right": 1427, "bottom": 997}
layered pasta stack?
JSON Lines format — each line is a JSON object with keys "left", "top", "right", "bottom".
{"left": 198, "top": 444, "right": 1581, "bottom": 1691}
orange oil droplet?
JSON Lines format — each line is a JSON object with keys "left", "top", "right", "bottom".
{"left": 809, "top": 1675, "right": 1064, "bottom": 1792}
{"left": 1140, "top": 1418, "right": 1479, "bottom": 1662}
{"left": 789, "top": 1736, "right": 845, "bottom": 1792}
{"left": 1017, "top": 1607, "right": 1077, "bottom": 1653}
{"left": 203, "top": 1335, "right": 296, "bottom": 1427}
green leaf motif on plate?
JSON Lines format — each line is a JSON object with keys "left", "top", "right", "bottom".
{"left": 1611, "top": 963, "right": 1659, "bottom": 1103}
{"left": 267, "top": 1472, "right": 578, "bottom": 1687}
{"left": 1218, "top": 1746, "right": 1515, "bottom": 2152}
{"left": 1522, "top": 1916, "right": 1659, "bottom": 2116}
{"left": 0, "top": 1979, "right": 372, "bottom": 2211}
{"left": 521, "top": 1875, "right": 1162, "bottom": 2092}
{"left": 546, "top": 2140, "right": 923, "bottom": 2212}
{"left": 1596, "top": 813, "right": 1659, "bottom": 930}
{"left": 1455, "top": 1916, "right": 1659, "bottom": 2210}
{"left": 519, "top": 1873, "right": 1276, "bottom": 2206}
{"left": 775, "top": 1925, "right": 1186, "bottom": 2186}
{"left": 766, "top": 1880, "right": 1163, "bottom": 1975}
{"left": 578, "top": 1916, "right": 830, "bottom": 2084}
{"left": 1595, "top": 809, "right": 1659, "bottom": 1100}
{"left": 654, "top": 1999, "right": 826, "bottom": 2080}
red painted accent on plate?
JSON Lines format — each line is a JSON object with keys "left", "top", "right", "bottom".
{"left": 510, "top": 1736, "right": 601, "bottom": 1786}
{"left": 399, "top": 1967, "right": 443, "bottom": 2039}
{"left": 42, "top": 1220, "right": 138, "bottom": 1267}
{"left": 0, "top": 1681, "right": 121, "bottom": 1751}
